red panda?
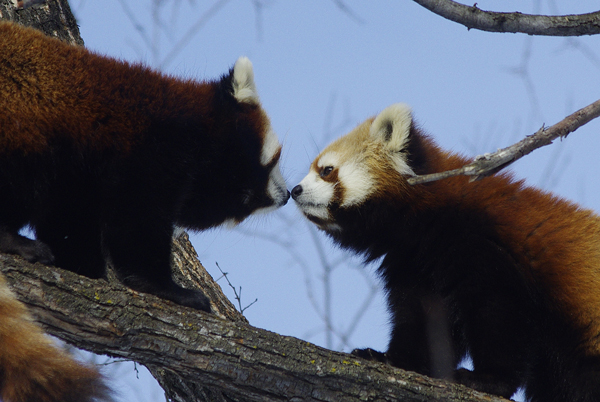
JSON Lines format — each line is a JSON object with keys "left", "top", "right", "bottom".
{"left": 0, "top": 21, "right": 289, "bottom": 401}
{"left": 292, "top": 103, "right": 600, "bottom": 402}
{"left": 0, "top": 21, "right": 289, "bottom": 309}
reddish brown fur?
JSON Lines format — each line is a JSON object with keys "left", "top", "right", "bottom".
{"left": 404, "top": 137, "right": 600, "bottom": 353}
{"left": 0, "top": 21, "right": 217, "bottom": 155}
{"left": 0, "top": 274, "right": 108, "bottom": 402}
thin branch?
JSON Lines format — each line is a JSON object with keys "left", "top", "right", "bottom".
{"left": 215, "top": 262, "right": 258, "bottom": 314}
{"left": 412, "top": 0, "right": 600, "bottom": 36}
{"left": 408, "top": 98, "right": 600, "bottom": 185}
{"left": 159, "top": 0, "right": 232, "bottom": 69}
{"left": 116, "top": 0, "right": 152, "bottom": 50}
{"left": 330, "top": 0, "right": 365, "bottom": 24}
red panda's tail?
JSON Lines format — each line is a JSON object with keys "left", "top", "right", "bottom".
{"left": 0, "top": 273, "right": 111, "bottom": 402}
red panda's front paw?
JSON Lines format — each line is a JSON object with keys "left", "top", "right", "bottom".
{"left": 0, "top": 234, "right": 55, "bottom": 265}
{"left": 27, "top": 240, "right": 55, "bottom": 265}
{"left": 166, "top": 287, "right": 212, "bottom": 312}
{"left": 351, "top": 348, "right": 389, "bottom": 364}
{"left": 122, "top": 275, "right": 213, "bottom": 312}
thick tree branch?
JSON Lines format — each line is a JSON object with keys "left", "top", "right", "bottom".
{"left": 0, "top": 241, "right": 510, "bottom": 402}
{"left": 412, "top": 0, "right": 600, "bottom": 36}
{"left": 408, "top": 98, "right": 600, "bottom": 185}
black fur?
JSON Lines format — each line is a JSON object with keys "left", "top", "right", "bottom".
{"left": 331, "top": 196, "right": 600, "bottom": 401}
{"left": 0, "top": 67, "right": 284, "bottom": 312}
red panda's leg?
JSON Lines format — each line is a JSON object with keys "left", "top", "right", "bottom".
{"left": 448, "top": 243, "right": 533, "bottom": 399}
{"left": 525, "top": 341, "right": 600, "bottom": 402}
{"left": 0, "top": 199, "right": 54, "bottom": 264}
{"left": 0, "top": 225, "right": 55, "bottom": 264}
{"left": 353, "top": 290, "right": 435, "bottom": 376}
{"left": 32, "top": 200, "right": 106, "bottom": 279}
{"left": 102, "top": 211, "right": 211, "bottom": 312}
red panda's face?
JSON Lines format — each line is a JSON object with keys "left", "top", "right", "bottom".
{"left": 179, "top": 57, "right": 289, "bottom": 230}
{"left": 292, "top": 103, "right": 415, "bottom": 232}
{"left": 224, "top": 58, "right": 289, "bottom": 223}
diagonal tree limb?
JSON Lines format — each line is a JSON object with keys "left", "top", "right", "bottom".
{"left": 412, "top": 0, "right": 600, "bottom": 36}
{"left": 0, "top": 245, "right": 511, "bottom": 402}
{"left": 408, "top": 99, "right": 600, "bottom": 185}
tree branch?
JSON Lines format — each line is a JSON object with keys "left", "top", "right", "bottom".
{"left": 0, "top": 240, "right": 510, "bottom": 402}
{"left": 412, "top": 0, "right": 600, "bottom": 36}
{"left": 408, "top": 98, "right": 600, "bottom": 185}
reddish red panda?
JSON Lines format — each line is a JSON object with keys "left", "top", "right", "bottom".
{"left": 292, "top": 103, "right": 600, "bottom": 402}
{"left": 0, "top": 21, "right": 288, "bottom": 401}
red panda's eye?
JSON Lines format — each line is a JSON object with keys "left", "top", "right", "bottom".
{"left": 321, "top": 166, "right": 334, "bottom": 178}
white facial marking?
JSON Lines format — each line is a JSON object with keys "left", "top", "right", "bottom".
{"left": 232, "top": 56, "right": 259, "bottom": 104}
{"left": 294, "top": 170, "right": 335, "bottom": 220}
{"left": 338, "top": 160, "right": 374, "bottom": 207}
{"left": 250, "top": 161, "right": 289, "bottom": 216}
{"left": 261, "top": 127, "right": 280, "bottom": 166}
{"left": 317, "top": 152, "right": 340, "bottom": 170}
{"left": 267, "top": 162, "right": 288, "bottom": 204}
{"left": 322, "top": 222, "right": 342, "bottom": 232}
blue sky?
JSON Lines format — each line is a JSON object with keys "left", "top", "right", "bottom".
{"left": 70, "top": 1, "right": 600, "bottom": 400}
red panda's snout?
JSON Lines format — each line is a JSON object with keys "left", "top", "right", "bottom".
{"left": 293, "top": 103, "right": 416, "bottom": 232}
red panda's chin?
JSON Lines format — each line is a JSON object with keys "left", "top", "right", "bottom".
{"left": 302, "top": 212, "right": 341, "bottom": 233}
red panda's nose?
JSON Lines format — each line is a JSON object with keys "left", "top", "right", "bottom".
{"left": 291, "top": 185, "right": 303, "bottom": 200}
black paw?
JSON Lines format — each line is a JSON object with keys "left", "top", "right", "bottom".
{"left": 164, "top": 287, "right": 212, "bottom": 312}
{"left": 351, "top": 348, "right": 389, "bottom": 364}
{"left": 122, "top": 276, "right": 212, "bottom": 312}
{"left": 0, "top": 234, "right": 55, "bottom": 265}
{"left": 24, "top": 239, "right": 55, "bottom": 265}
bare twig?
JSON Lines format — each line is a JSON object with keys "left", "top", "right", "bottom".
{"left": 159, "top": 0, "right": 232, "bottom": 69}
{"left": 408, "top": 99, "right": 600, "bottom": 185}
{"left": 330, "top": 0, "right": 365, "bottom": 24}
{"left": 412, "top": 0, "right": 600, "bottom": 36}
{"left": 215, "top": 262, "right": 257, "bottom": 314}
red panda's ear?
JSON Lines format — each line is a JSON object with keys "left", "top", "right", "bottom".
{"left": 232, "top": 56, "right": 259, "bottom": 104}
{"left": 369, "top": 103, "right": 412, "bottom": 152}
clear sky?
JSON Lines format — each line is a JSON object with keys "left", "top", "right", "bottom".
{"left": 70, "top": 1, "right": 600, "bottom": 400}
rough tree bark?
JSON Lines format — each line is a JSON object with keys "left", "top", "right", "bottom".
{"left": 0, "top": 234, "right": 511, "bottom": 402}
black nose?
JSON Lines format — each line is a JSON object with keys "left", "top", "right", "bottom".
{"left": 291, "top": 185, "right": 303, "bottom": 200}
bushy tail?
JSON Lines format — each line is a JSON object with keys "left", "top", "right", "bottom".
{"left": 0, "top": 273, "right": 111, "bottom": 402}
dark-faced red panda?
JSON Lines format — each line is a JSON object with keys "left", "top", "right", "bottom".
{"left": 0, "top": 21, "right": 288, "bottom": 401}
{"left": 292, "top": 103, "right": 600, "bottom": 402}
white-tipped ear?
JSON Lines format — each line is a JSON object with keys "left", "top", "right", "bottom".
{"left": 369, "top": 103, "right": 412, "bottom": 151}
{"left": 233, "top": 56, "right": 259, "bottom": 104}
